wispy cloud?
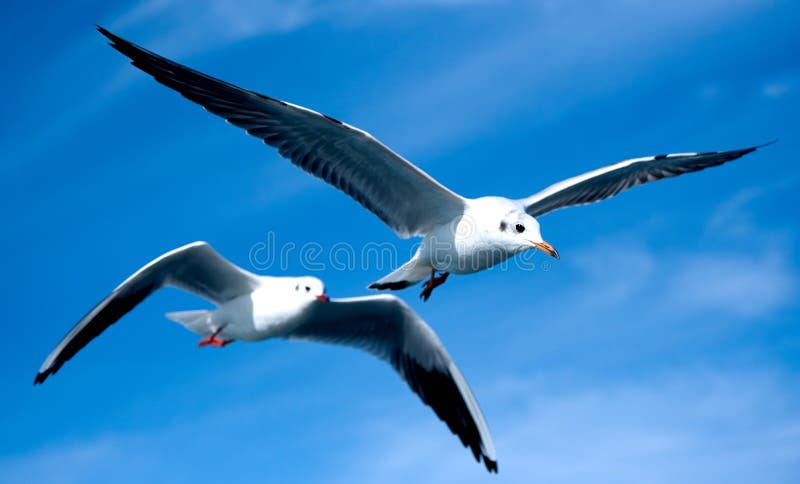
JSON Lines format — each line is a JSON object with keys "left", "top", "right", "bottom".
{"left": 568, "top": 184, "right": 798, "bottom": 320}
{"left": 103, "top": 0, "right": 773, "bottom": 157}
{"left": 0, "top": 437, "right": 117, "bottom": 484}
{"left": 447, "top": 184, "right": 799, "bottom": 374}
{"left": 109, "top": 0, "right": 497, "bottom": 56}
{"left": 558, "top": 234, "right": 795, "bottom": 323}
{"left": 706, "top": 186, "right": 770, "bottom": 239}
{"left": 664, "top": 247, "right": 795, "bottom": 318}
{"left": 705, "top": 181, "right": 796, "bottom": 242}
{"left": 338, "top": 369, "right": 800, "bottom": 483}
{"left": 670, "top": 184, "right": 798, "bottom": 318}
{"left": 111, "top": 0, "right": 320, "bottom": 55}
{"left": 358, "top": 0, "right": 772, "bottom": 156}
{"left": 762, "top": 80, "right": 793, "bottom": 99}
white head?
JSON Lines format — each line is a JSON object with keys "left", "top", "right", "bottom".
{"left": 496, "top": 210, "right": 559, "bottom": 259}
{"left": 461, "top": 198, "right": 560, "bottom": 259}
{"left": 292, "top": 276, "right": 329, "bottom": 302}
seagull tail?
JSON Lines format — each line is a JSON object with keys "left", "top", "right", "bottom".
{"left": 166, "top": 310, "right": 214, "bottom": 336}
{"left": 368, "top": 259, "right": 431, "bottom": 291}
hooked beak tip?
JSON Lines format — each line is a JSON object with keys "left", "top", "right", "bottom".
{"left": 316, "top": 294, "right": 330, "bottom": 302}
{"left": 532, "top": 241, "right": 560, "bottom": 259}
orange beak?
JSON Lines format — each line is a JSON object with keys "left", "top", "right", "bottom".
{"left": 532, "top": 240, "right": 560, "bottom": 259}
{"left": 316, "top": 294, "right": 330, "bottom": 302}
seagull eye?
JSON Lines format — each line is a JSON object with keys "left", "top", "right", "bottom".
{"left": 515, "top": 224, "right": 525, "bottom": 233}
{"left": 305, "top": 286, "right": 311, "bottom": 292}
{"left": 295, "top": 284, "right": 299, "bottom": 291}
{"left": 499, "top": 221, "right": 507, "bottom": 231}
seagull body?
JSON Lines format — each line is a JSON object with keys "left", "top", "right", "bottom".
{"left": 35, "top": 242, "right": 497, "bottom": 472}
{"left": 97, "top": 27, "right": 769, "bottom": 300}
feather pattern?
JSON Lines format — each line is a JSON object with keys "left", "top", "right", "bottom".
{"left": 521, "top": 144, "right": 772, "bottom": 217}
{"left": 97, "top": 27, "right": 465, "bottom": 238}
{"left": 289, "top": 296, "right": 497, "bottom": 472}
{"left": 34, "top": 242, "right": 259, "bottom": 384}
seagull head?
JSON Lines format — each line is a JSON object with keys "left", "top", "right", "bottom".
{"left": 293, "top": 276, "right": 329, "bottom": 302}
{"left": 498, "top": 212, "right": 560, "bottom": 259}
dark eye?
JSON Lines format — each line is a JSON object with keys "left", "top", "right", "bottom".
{"left": 305, "top": 286, "right": 311, "bottom": 292}
{"left": 515, "top": 224, "right": 525, "bottom": 233}
{"left": 295, "top": 284, "right": 299, "bottom": 291}
{"left": 499, "top": 221, "right": 507, "bottom": 231}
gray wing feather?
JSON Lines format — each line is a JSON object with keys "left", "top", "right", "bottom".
{"left": 522, "top": 143, "right": 771, "bottom": 218}
{"left": 97, "top": 27, "right": 465, "bottom": 238}
{"left": 287, "top": 295, "right": 497, "bottom": 472}
{"left": 34, "top": 242, "right": 259, "bottom": 384}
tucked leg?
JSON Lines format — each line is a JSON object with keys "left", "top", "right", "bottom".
{"left": 419, "top": 270, "right": 450, "bottom": 301}
{"left": 198, "top": 326, "right": 232, "bottom": 348}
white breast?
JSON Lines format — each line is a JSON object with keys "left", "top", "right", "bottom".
{"left": 214, "top": 286, "right": 311, "bottom": 341}
{"left": 420, "top": 197, "right": 518, "bottom": 274}
{"left": 252, "top": 286, "right": 313, "bottom": 336}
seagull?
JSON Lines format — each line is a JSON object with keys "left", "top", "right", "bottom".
{"left": 34, "top": 241, "right": 497, "bottom": 472}
{"left": 97, "top": 27, "right": 771, "bottom": 301}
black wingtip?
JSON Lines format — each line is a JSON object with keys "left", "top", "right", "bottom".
{"left": 96, "top": 25, "right": 130, "bottom": 52}
{"left": 33, "top": 371, "right": 49, "bottom": 386}
{"left": 755, "top": 138, "right": 779, "bottom": 149}
{"left": 740, "top": 139, "right": 779, "bottom": 156}
{"left": 34, "top": 362, "right": 61, "bottom": 385}
{"left": 96, "top": 25, "right": 114, "bottom": 41}
{"left": 484, "top": 457, "right": 499, "bottom": 473}
{"left": 713, "top": 140, "right": 777, "bottom": 159}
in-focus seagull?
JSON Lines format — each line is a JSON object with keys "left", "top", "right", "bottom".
{"left": 97, "top": 27, "right": 771, "bottom": 301}
{"left": 34, "top": 242, "right": 497, "bottom": 472}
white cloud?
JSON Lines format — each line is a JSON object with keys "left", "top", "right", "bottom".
{"left": 338, "top": 369, "right": 800, "bottom": 484}
{"left": 355, "top": 0, "right": 772, "bottom": 156}
{"left": 568, "top": 239, "right": 656, "bottom": 304}
{"left": 0, "top": 437, "right": 117, "bottom": 484}
{"left": 705, "top": 186, "right": 767, "bottom": 239}
{"left": 560, "top": 184, "right": 799, "bottom": 320}
{"left": 5, "top": 222, "right": 795, "bottom": 483}
{"left": 688, "top": 184, "right": 798, "bottom": 317}
{"left": 561, "top": 232, "right": 796, "bottom": 321}
{"left": 665, "top": 248, "right": 795, "bottom": 318}
{"left": 109, "top": 0, "right": 497, "bottom": 57}
{"left": 762, "top": 81, "right": 792, "bottom": 98}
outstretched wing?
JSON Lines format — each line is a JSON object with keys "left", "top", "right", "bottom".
{"left": 35, "top": 242, "right": 260, "bottom": 384}
{"left": 287, "top": 295, "right": 497, "bottom": 473}
{"left": 521, "top": 143, "right": 771, "bottom": 218}
{"left": 98, "top": 27, "right": 466, "bottom": 238}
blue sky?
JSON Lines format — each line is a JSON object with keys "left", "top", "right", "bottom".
{"left": 2, "top": 0, "right": 799, "bottom": 482}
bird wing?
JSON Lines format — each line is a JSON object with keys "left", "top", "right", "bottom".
{"left": 287, "top": 295, "right": 497, "bottom": 472}
{"left": 35, "top": 241, "right": 260, "bottom": 384}
{"left": 520, "top": 143, "right": 771, "bottom": 218}
{"left": 97, "top": 27, "right": 466, "bottom": 238}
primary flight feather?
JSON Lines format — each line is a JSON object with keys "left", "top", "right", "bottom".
{"left": 97, "top": 27, "right": 769, "bottom": 300}
{"left": 35, "top": 241, "right": 497, "bottom": 473}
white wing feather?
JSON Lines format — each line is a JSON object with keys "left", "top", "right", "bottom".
{"left": 35, "top": 242, "right": 260, "bottom": 383}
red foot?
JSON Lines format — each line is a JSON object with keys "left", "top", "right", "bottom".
{"left": 198, "top": 335, "right": 231, "bottom": 348}
{"left": 419, "top": 271, "right": 449, "bottom": 302}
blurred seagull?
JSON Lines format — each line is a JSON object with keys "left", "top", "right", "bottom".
{"left": 97, "top": 27, "right": 771, "bottom": 301}
{"left": 34, "top": 242, "right": 497, "bottom": 472}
